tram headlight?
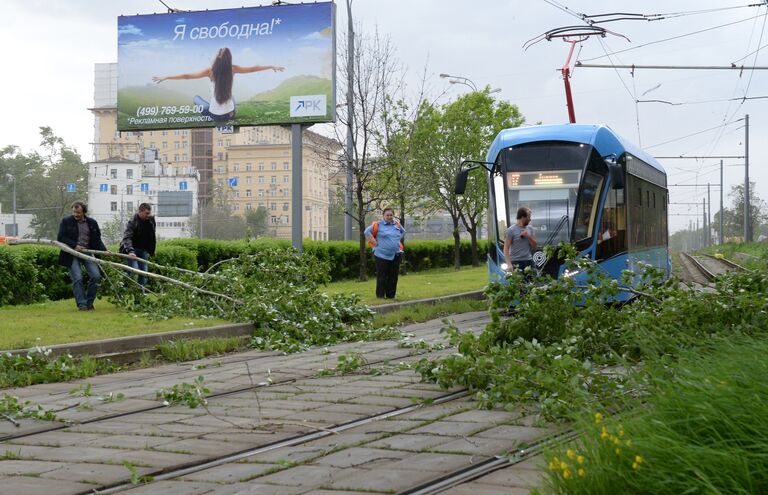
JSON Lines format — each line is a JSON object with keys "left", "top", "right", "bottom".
{"left": 562, "top": 268, "right": 580, "bottom": 278}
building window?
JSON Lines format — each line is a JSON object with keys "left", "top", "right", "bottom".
{"left": 126, "top": 169, "right": 134, "bottom": 179}
{"left": 110, "top": 169, "right": 118, "bottom": 179}
{"left": 162, "top": 130, "right": 168, "bottom": 136}
{"left": 174, "top": 154, "right": 179, "bottom": 162}
{"left": 162, "top": 154, "right": 168, "bottom": 162}
{"left": 246, "top": 176, "right": 252, "bottom": 185}
{"left": 162, "top": 142, "right": 168, "bottom": 149}
{"left": 271, "top": 162, "right": 277, "bottom": 170}
{"left": 246, "top": 203, "right": 252, "bottom": 211}
{"left": 233, "top": 163, "right": 240, "bottom": 172}
{"left": 271, "top": 176, "right": 277, "bottom": 184}
{"left": 271, "top": 216, "right": 278, "bottom": 224}
{"left": 126, "top": 201, "right": 133, "bottom": 212}
{"left": 258, "top": 190, "right": 264, "bottom": 197}
{"left": 246, "top": 189, "right": 252, "bottom": 197}
{"left": 217, "top": 166, "right": 225, "bottom": 173}
{"left": 283, "top": 175, "right": 289, "bottom": 183}
{"left": 174, "top": 142, "right": 180, "bottom": 149}
{"left": 246, "top": 163, "right": 252, "bottom": 171}
{"left": 270, "top": 202, "right": 276, "bottom": 211}
{"left": 110, "top": 185, "right": 118, "bottom": 195}
{"left": 110, "top": 202, "right": 117, "bottom": 211}
{"left": 282, "top": 215, "right": 289, "bottom": 224}
{"left": 258, "top": 162, "right": 264, "bottom": 171}
{"left": 182, "top": 154, "right": 188, "bottom": 161}
{"left": 126, "top": 185, "right": 133, "bottom": 195}
{"left": 283, "top": 162, "right": 289, "bottom": 170}
{"left": 282, "top": 202, "right": 289, "bottom": 211}
{"left": 258, "top": 176, "right": 265, "bottom": 184}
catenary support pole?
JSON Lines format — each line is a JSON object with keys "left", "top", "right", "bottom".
{"left": 344, "top": 0, "right": 354, "bottom": 241}
{"left": 744, "top": 114, "right": 751, "bottom": 242}
{"left": 719, "top": 160, "right": 724, "bottom": 245}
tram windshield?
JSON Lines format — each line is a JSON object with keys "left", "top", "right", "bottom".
{"left": 498, "top": 142, "right": 591, "bottom": 247}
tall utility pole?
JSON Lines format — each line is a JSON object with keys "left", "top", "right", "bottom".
{"left": 720, "top": 160, "right": 724, "bottom": 245}
{"left": 707, "top": 183, "right": 711, "bottom": 247}
{"left": 702, "top": 198, "right": 707, "bottom": 247}
{"left": 344, "top": 0, "right": 354, "bottom": 241}
{"left": 744, "top": 114, "right": 751, "bottom": 242}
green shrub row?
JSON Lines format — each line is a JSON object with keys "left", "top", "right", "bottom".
{"left": 0, "top": 238, "right": 486, "bottom": 306}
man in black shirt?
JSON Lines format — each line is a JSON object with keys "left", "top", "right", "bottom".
{"left": 57, "top": 201, "right": 107, "bottom": 310}
{"left": 120, "top": 203, "right": 157, "bottom": 286}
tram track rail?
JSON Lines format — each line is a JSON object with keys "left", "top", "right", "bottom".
{"left": 677, "top": 252, "right": 744, "bottom": 284}
{"left": 93, "top": 389, "right": 473, "bottom": 494}
{"left": 0, "top": 314, "right": 491, "bottom": 444}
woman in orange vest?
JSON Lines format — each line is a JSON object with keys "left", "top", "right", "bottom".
{"left": 364, "top": 207, "right": 405, "bottom": 299}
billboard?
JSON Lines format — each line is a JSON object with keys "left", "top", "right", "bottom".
{"left": 117, "top": 2, "right": 335, "bottom": 131}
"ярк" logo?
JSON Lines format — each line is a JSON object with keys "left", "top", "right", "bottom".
{"left": 290, "top": 95, "right": 327, "bottom": 117}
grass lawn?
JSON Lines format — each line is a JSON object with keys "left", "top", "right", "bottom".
{"left": 322, "top": 265, "right": 489, "bottom": 305}
{"left": 0, "top": 299, "right": 228, "bottom": 350}
{"left": 0, "top": 265, "right": 489, "bottom": 350}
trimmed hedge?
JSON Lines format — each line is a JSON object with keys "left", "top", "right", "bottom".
{"left": 0, "top": 238, "right": 486, "bottom": 306}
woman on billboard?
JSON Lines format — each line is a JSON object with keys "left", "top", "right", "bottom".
{"left": 152, "top": 47, "right": 284, "bottom": 122}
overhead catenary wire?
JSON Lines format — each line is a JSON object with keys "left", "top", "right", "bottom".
{"left": 578, "top": 12, "right": 768, "bottom": 63}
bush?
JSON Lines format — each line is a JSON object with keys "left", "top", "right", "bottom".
{"left": 153, "top": 245, "right": 198, "bottom": 272}
{"left": 0, "top": 246, "right": 46, "bottom": 305}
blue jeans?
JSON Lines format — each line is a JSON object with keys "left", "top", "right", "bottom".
{"left": 127, "top": 249, "right": 150, "bottom": 286}
{"left": 69, "top": 256, "right": 101, "bottom": 309}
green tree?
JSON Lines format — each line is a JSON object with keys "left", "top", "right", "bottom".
{"left": 712, "top": 182, "right": 767, "bottom": 241}
{"left": 25, "top": 127, "right": 88, "bottom": 239}
{"left": 245, "top": 206, "right": 270, "bottom": 238}
{"left": 412, "top": 90, "right": 524, "bottom": 268}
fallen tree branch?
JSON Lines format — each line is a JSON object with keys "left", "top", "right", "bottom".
{"left": 8, "top": 239, "right": 243, "bottom": 305}
{"left": 81, "top": 248, "right": 218, "bottom": 279}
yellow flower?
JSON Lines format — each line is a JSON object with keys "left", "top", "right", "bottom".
{"left": 618, "top": 428, "right": 625, "bottom": 437}
{"left": 625, "top": 439, "right": 632, "bottom": 447}
{"left": 615, "top": 448, "right": 622, "bottom": 455}
{"left": 600, "top": 427, "right": 609, "bottom": 440}
{"left": 594, "top": 412, "right": 603, "bottom": 424}
{"left": 577, "top": 455, "right": 585, "bottom": 465}
{"left": 566, "top": 449, "right": 576, "bottom": 460}
{"left": 635, "top": 455, "right": 643, "bottom": 464}
{"left": 632, "top": 462, "right": 640, "bottom": 470}
{"left": 578, "top": 468, "right": 586, "bottom": 477}
{"left": 612, "top": 436, "right": 620, "bottom": 445}
{"left": 563, "top": 469, "right": 571, "bottom": 479}
{"left": 560, "top": 461, "right": 569, "bottom": 470}
{"left": 549, "top": 461, "right": 557, "bottom": 470}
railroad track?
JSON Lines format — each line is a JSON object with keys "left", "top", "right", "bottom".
{"left": 1, "top": 316, "right": 493, "bottom": 444}
{"left": 677, "top": 252, "right": 744, "bottom": 284}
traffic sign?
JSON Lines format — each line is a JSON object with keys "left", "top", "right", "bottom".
{"left": 140, "top": 183, "right": 149, "bottom": 193}
{"left": 66, "top": 183, "right": 76, "bottom": 193}
{"left": 179, "top": 181, "right": 188, "bottom": 191}
{"left": 99, "top": 184, "right": 108, "bottom": 192}
{"left": 228, "top": 177, "right": 238, "bottom": 187}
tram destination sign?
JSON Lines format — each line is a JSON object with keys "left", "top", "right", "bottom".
{"left": 117, "top": 2, "right": 336, "bottom": 131}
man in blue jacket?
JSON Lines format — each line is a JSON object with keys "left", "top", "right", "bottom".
{"left": 57, "top": 201, "right": 107, "bottom": 311}
{"left": 364, "top": 207, "right": 405, "bottom": 299}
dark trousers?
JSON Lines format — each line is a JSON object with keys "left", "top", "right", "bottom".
{"left": 375, "top": 254, "right": 402, "bottom": 299}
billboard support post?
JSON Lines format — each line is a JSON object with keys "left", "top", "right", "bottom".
{"left": 291, "top": 124, "right": 304, "bottom": 254}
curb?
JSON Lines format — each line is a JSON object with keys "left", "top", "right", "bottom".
{"left": 5, "top": 290, "right": 486, "bottom": 360}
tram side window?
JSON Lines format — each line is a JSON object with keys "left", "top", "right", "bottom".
{"left": 628, "top": 175, "right": 666, "bottom": 251}
{"left": 596, "top": 187, "right": 627, "bottom": 260}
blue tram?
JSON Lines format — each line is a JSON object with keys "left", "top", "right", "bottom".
{"left": 458, "top": 124, "right": 669, "bottom": 300}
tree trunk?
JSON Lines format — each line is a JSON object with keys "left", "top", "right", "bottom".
{"left": 357, "top": 187, "right": 369, "bottom": 281}
{"left": 469, "top": 226, "right": 479, "bottom": 267}
{"left": 452, "top": 217, "right": 461, "bottom": 270}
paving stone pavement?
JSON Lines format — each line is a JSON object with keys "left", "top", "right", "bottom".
{"left": 0, "top": 311, "right": 557, "bottom": 494}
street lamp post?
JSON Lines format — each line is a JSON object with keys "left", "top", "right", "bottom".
{"left": 439, "top": 73, "right": 502, "bottom": 94}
